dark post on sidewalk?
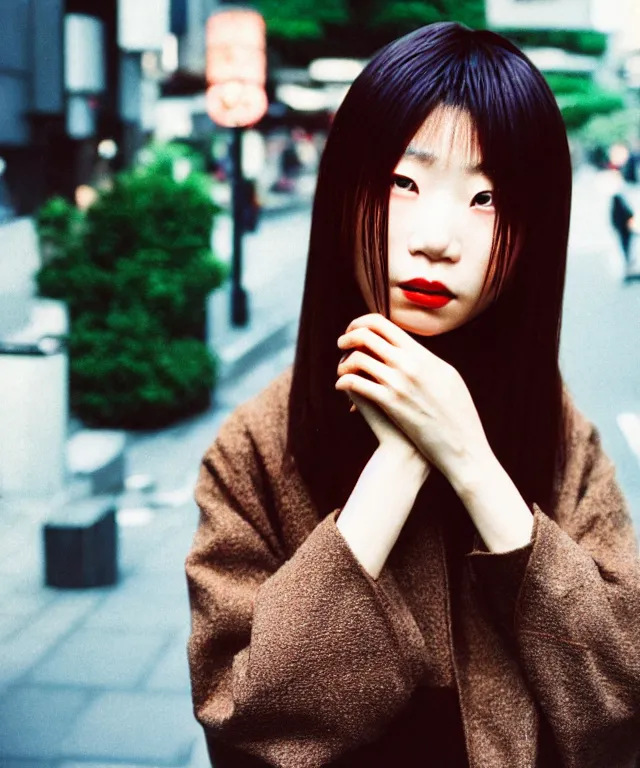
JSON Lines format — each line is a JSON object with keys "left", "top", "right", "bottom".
{"left": 205, "top": 8, "right": 268, "bottom": 327}
{"left": 231, "top": 126, "right": 249, "bottom": 327}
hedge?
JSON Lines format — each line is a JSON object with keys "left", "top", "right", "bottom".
{"left": 36, "top": 152, "right": 229, "bottom": 429}
{"left": 497, "top": 28, "right": 607, "bottom": 57}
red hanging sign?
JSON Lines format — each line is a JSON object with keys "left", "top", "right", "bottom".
{"left": 206, "top": 10, "right": 268, "bottom": 128}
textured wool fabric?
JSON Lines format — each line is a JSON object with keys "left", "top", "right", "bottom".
{"left": 185, "top": 366, "right": 640, "bottom": 767}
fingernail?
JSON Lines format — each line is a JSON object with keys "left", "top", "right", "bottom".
{"left": 339, "top": 352, "right": 349, "bottom": 364}
{"left": 349, "top": 403, "right": 356, "bottom": 413}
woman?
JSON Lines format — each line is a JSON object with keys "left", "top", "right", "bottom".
{"left": 186, "top": 22, "right": 640, "bottom": 767}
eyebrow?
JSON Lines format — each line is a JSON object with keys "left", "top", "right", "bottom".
{"left": 403, "top": 145, "right": 486, "bottom": 175}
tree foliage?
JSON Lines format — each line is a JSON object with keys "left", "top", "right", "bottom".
{"left": 255, "top": 0, "right": 485, "bottom": 62}
{"left": 368, "top": 0, "right": 485, "bottom": 33}
{"left": 257, "top": 0, "right": 349, "bottom": 39}
{"left": 542, "top": 73, "right": 626, "bottom": 133}
{"left": 497, "top": 28, "right": 607, "bottom": 57}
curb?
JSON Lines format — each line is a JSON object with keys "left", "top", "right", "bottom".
{"left": 216, "top": 317, "right": 298, "bottom": 385}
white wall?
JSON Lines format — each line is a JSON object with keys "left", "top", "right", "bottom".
{"left": 0, "top": 218, "right": 40, "bottom": 337}
{"left": 0, "top": 217, "right": 69, "bottom": 498}
{"left": 0, "top": 350, "right": 68, "bottom": 498}
{"left": 615, "top": 0, "right": 640, "bottom": 53}
{"left": 118, "top": 0, "right": 170, "bottom": 51}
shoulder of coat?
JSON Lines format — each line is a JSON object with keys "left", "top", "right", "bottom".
{"left": 215, "top": 365, "right": 293, "bottom": 458}
{"left": 561, "top": 382, "right": 594, "bottom": 449}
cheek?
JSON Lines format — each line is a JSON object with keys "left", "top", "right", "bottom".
{"left": 388, "top": 200, "right": 411, "bottom": 236}
{"left": 468, "top": 218, "right": 495, "bottom": 281}
{"left": 387, "top": 203, "right": 413, "bottom": 262}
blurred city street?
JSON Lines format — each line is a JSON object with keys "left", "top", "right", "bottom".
{"left": 0, "top": 162, "right": 639, "bottom": 767}
{"left": 1, "top": 0, "right": 639, "bottom": 762}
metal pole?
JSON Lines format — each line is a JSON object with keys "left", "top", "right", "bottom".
{"left": 230, "top": 126, "right": 249, "bottom": 326}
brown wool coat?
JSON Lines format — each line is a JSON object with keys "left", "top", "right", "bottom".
{"left": 185, "top": 367, "right": 640, "bottom": 768}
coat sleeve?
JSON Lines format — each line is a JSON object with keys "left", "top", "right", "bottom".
{"left": 468, "top": 421, "right": 640, "bottom": 767}
{"left": 185, "top": 407, "right": 428, "bottom": 768}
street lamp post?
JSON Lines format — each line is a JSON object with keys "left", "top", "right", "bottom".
{"left": 230, "top": 126, "right": 248, "bottom": 326}
{"left": 205, "top": 9, "right": 268, "bottom": 328}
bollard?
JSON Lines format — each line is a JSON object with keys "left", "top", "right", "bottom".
{"left": 43, "top": 496, "right": 118, "bottom": 588}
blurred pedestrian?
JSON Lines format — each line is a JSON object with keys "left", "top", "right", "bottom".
{"left": 271, "top": 130, "right": 302, "bottom": 193}
{"left": 608, "top": 144, "right": 639, "bottom": 281}
{"left": 622, "top": 142, "right": 639, "bottom": 184}
{"left": 292, "top": 127, "right": 319, "bottom": 169}
{"left": 186, "top": 22, "right": 640, "bottom": 768}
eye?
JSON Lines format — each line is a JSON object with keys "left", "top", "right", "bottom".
{"left": 472, "top": 191, "right": 494, "bottom": 208}
{"left": 391, "top": 174, "right": 418, "bottom": 193}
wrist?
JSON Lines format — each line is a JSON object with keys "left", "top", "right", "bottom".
{"left": 447, "top": 444, "right": 499, "bottom": 501}
{"left": 376, "top": 442, "right": 431, "bottom": 483}
{"left": 337, "top": 443, "right": 430, "bottom": 579}
{"left": 451, "top": 450, "right": 534, "bottom": 553}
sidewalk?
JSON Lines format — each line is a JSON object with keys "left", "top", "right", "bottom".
{"left": 0, "top": 196, "right": 312, "bottom": 766}
{"left": 208, "top": 172, "right": 315, "bottom": 385}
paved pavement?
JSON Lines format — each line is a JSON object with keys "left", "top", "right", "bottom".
{"left": 560, "top": 166, "right": 640, "bottom": 529}
{"left": 0, "top": 194, "right": 308, "bottom": 767}
{"left": 0, "top": 166, "right": 639, "bottom": 768}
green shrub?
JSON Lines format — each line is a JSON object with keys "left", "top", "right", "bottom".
{"left": 113, "top": 247, "right": 227, "bottom": 338}
{"left": 69, "top": 309, "right": 217, "bottom": 429}
{"left": 36, "top": 197, "right": 83, "bottom": 265}
{"left": 538, "top": 72, "right": 626, "bottom": 132}
{"left": 370, "top": 3, "right": 443, "bottom": 30}
{"left": 556, "top": 90, "right": 625, "bottom": 132}
{"left": 544, "top": 73, "right": 592, "bottom": 96}
{"left": 577, "top": 108, "right": 640, "bottom": 148}
{"left": 82, "top": 169, "right": 217, "bottom": 270}
{"left": 497, "top": 28, "right": 607, "bottom": 56}
{"left": 258, "top": 0, "right": 349, "bottom": 40}
{"left": 138, "top": 141, "right": 207, "bottom": 176}
{"left": 35, "top": 150, "right": 228, "bottom": 429}
{"left": 369, "top": 0, "right": 485, "bottom": 34}
{"left": 36, "top": 248, "right": 113, "bottom": 319}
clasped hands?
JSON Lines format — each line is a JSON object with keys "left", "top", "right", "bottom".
{"left": 336, "top": 313, "right": 492, "bottom": 487}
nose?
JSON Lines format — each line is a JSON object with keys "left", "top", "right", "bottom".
{"left": 407, "top": 194, "right": 461, "bottom": 262}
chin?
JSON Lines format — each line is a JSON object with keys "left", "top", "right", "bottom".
{"left": 391, "top": 308, "right": 461, "bottom": 338}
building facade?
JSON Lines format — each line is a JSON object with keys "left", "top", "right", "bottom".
{"left": 0, "top": 0, "right": 204, "bottom": 218}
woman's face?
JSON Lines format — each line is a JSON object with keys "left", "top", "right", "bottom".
{"left": 355, "top": 106, "right": 504, "bottom": 337}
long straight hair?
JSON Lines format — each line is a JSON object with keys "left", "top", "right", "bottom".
{"left": 286, "top": 22, "right": 573, "bottom": 525}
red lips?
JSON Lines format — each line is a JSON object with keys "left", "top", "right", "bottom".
{"left": 399, "top": 278, "right": 455, "bottom": 310}
{"left": 398, "top": 278, "right": 455, "bottom": 297}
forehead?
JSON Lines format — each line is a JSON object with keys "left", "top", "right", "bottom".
{"left": 406, "top": 106, "right": 482, "bottom": 166}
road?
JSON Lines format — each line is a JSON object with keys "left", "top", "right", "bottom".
{"left": 561, "top": 166, "right": 640, "bottom": 529}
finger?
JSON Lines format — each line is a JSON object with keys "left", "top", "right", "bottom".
{"left": 335, "top": 373, "right": 391, "bottom": 409}
{"left": 348, "top": 391, "right": 380, "bottom": 420}
{"left": 345, "top": 313, "right": 412, "bottom": 348}
{"left": 338, "top": 327, "right": 400, "bottom": 366}
{"left": 337, "top": 349, "right": 398, "bottom": 388}
{"left": 348, "top": 391, "right": 365, "bottom": 408}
